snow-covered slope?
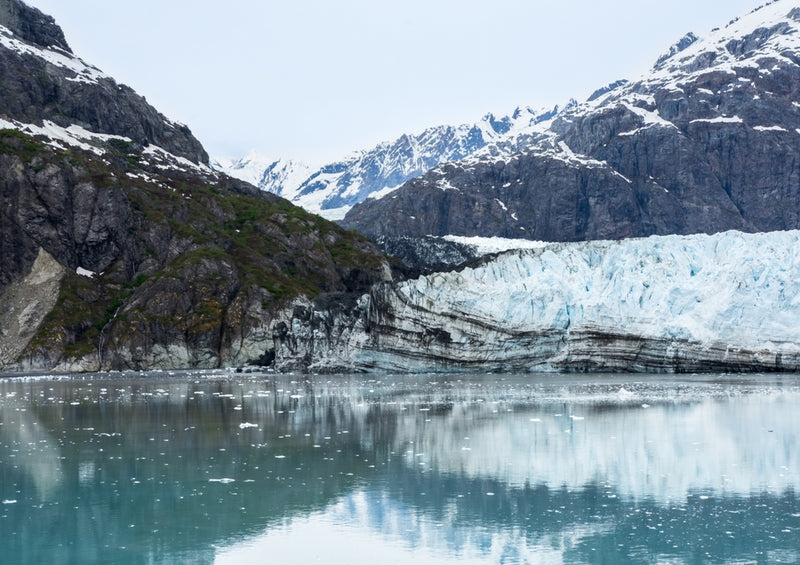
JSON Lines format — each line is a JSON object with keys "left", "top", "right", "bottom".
{"left": 272, "top": 229, "right": 800, "bottom": 373}
{"left": 214, "top": 106, "right": 563, "bottom": 220}
{"left": 211, "top": 154, "right": 314, "bottom": 200}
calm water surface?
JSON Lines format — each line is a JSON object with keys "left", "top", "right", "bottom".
{"left": 1, "top": 371, "right": 799, "bottom": 564}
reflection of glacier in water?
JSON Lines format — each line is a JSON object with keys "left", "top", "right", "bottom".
{"left": 1, "top": 372, "right": 799, "bottom": 564}
{"left": 399, "top": 390, "right": 800, "bottom": 501}
{"left": 215, "top": 374, "right": 800, "bottom": 565}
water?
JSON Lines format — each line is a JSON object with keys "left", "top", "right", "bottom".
{"left": 1, "top": 371, "right": 799, "bottom": 564}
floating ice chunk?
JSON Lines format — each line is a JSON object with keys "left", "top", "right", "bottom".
{"left": 239, "top": 423, "right": 258, "bottom": 429}
{"left": 617, "top": 388, "right": 635, "bottom": 400}
{"left": 208, "top": 478, "right": 236, "bottom": 484}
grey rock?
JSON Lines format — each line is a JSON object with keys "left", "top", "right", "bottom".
{"left": 0, "top": 0, "right": 208, "bottom": 164}
{"left": 374, "top": 235, "right": 481, "bottom": 273}
{"left": 0, "top": 0, "right": 70, "bottom": 52}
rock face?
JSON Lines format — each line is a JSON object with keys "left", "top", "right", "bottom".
{"left": 0, "top": 0, "right": 70, "bottom": 51}
{"left": 0, "top": 1, "right": 207, "bottom": 164}
{"left": 373, "top": 235, "right": 481, "bottom": 274}
{"left": 0, "top": 2, "right": 389, "bottom": 372}
{"left": 214, "top": 106, "right": 563, "bottom": 220}
{"left": 0, "top": 126, "right": 389, "bottom": 372}
{"left": 269, "top": 230, "right": 800, "bottom": 374}
{"left": 342, "top": 1, "right": 800, "bottom": 242}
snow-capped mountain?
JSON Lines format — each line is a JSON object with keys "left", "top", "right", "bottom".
{"left": 343, "top": 0, "right": 800, "bottom": 242}
{"left": 211, "top": 153, "right": 315, "bottom": 201}
{"left": 272, "top": 229, "right": 800, "bottom": 373}
{"left": 214, "top": 105, "right": 564, "bottom": 220}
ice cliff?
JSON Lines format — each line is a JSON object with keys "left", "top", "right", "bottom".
{"left": 270, "top": 230, "right": 800, "bottom": 373}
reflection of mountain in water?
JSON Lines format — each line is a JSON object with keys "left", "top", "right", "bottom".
{"left": 1, "top": 373, "right": 799, "bottom": 564}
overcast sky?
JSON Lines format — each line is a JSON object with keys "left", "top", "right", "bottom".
{"left": 27, "top": 0, "right": 764, "bottom": 162}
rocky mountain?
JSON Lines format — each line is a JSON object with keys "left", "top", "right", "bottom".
{"left": 4, "top": 0, "right": 798, "bottom": 375}
{"left": 0, "top": 0, "right": 389, "bottom": 372}
{"left": 268, "top": 229, "right": 800, "bottom": 373}
{"left": 214, "top": 105, "right": 564, "bottom": 220}
{"left": 342, "top": 0, "right": 800, "bottom": 242}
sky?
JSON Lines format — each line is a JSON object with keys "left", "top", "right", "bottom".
{"left": 26, "top": 0, "right": 766, "bottom": 163}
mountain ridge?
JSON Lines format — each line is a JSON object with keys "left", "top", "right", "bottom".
{"left": 341, "top": 0, "right": 800, "bottom": 242}
{"left": 214, "top": 105, "right": 566, "bottom": 220}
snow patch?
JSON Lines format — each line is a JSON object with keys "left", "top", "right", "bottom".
{"left": 437, "top": 179, "right": 461, "bottom": 192}
{"left": 366, "top": 185, "right": 400, "bottom": 202}
{"left": 442, "top": 235, "right": 548, "bottom": 255}
{"left": 690, "top": 116, "right": 744, "bottom": 124}
{"left": 0, "top": 118, "right": 133, "bottom": 156}
{"left": 0, "top": 25, "right": 107, "bottom": 84}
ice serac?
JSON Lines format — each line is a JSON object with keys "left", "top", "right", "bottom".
{"left": 342, "top": 0, "right": 800, "bottom": 241}
{"left": 215, "top": 106, "right": 563, "bottom": 220}
{"left": 269, "top": 230, "right": 800, "bottom": 373}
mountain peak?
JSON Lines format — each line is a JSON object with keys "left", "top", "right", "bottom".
{"left": 215, "top": 104, "right": 569, "bottom": 220}
{"left": 0, "top": 0, "right": 71, "bottom": 52}
{"left": 653, "top": 32, "right": 699, "bottom": 69}
{"left": 341, "top": 0, "right": 800, "bottom": 244}
{"left": 0, "top": 1, "right": 209, "bottom": 166}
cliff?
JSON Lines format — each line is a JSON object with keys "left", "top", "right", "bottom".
{"left": 0, "top": 1, "right": 388, "bottom": 371}
{"left": 267, "top": 230, "right": 800, "bottom": 374}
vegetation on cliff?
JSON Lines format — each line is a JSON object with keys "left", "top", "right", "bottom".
{"left": 1, "top": 128, "right": 386, "bottom": 369}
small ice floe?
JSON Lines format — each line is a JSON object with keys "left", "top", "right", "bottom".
{"left": 570, "top": 415, "right": 585, "bottom": 421}
{"left": 208, "top": 478, "right": 235, "bottom": 484}
{"left": 238, "top": 423, "right": 258, "bottom": 429}
{"left": 2, "top": 499, "right": 18, "bottom": 504}
{"left": 274, "top": 455, "right": 286, "bottom": 459}
{"left": 617, "top": 387, "right": 635, "bottom": 400}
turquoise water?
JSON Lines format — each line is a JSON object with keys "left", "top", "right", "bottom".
{"left": 1, "top": 371, "right": 799, "bottom": 564}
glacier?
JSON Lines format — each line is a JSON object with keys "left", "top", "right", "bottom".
{"left": 271, "top": 229, "right": 800, "bottom": 373}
